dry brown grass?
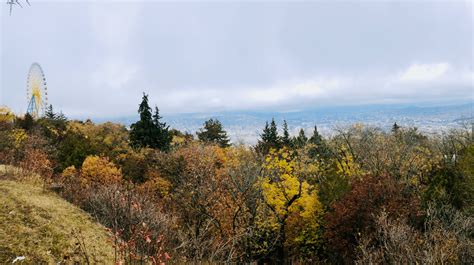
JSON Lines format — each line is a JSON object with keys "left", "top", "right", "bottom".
{"left": 0, "top": 167, "right": 115, "bottom": 264}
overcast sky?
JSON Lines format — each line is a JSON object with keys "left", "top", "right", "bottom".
{"left": 1, "top": 0, "right": 472, "bottom": 118}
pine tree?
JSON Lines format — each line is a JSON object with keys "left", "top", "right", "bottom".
{"left": 45, "top": 104, "right": 56, "bottom": 120}
{"left": 282, "top": 120, "right": 291, "bottom": 147}
{"left": 130, "top": 93, "right": 154, "bottom": 148}
{"left": 292, "top": 128, "right": 308, "bottom": 148}
{"left": 309, "top": 126, "right": 323, "bottom": 145}
{"left": 197, "top": 118, "right": 230, "bottom": 147}
{"left": 257, "top": 121, "right": 271, "bottom": 153}
{"left": 256, "top": 118, "right": 281, "bottom": 154}
{"left": 152, "top": 106, "right": 172, "bottom": 151}
{"left": 392, "top": 122, "right": 401, "bottom": 133}
{"left": 130, "top": 93, "right": 166, "bottom": 149}
{"left": 56, "top": 111, "right": 67, "bottom": 122}
{"left": 269, "top": 118, "right": 280, "bottom": 146}
{"left": 42, "top": 104, "right": 67, "bottom": 125}
{"left": 308, "top": 125, "right": 331, "bottom": 160}
{"left": 18, "top": 113, "right": 35, "bottom": 131}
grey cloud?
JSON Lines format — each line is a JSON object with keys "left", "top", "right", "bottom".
{"left": 1, "top": 1, "right": 472, "bottom": 117}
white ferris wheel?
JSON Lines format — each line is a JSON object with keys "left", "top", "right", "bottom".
{"left": 26, "top": 63, "right": 48, "bottom": 118}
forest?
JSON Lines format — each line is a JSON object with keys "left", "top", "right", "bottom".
{"left": 0, "top": 94, "right": 472, "bottom": 264}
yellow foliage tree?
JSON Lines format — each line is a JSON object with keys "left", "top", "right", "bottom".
{"left": 260, "top": 148, "right": 323, "bottom": 259}
{"left": 80, "top": 156, "right": 122, "bottom": 186}
{"left": 0, "top": 106, "right": 14, "bottom": 123}
{"left": 138, "top": 169, "right": 172, "bottom": 198}
{"left": 11, "top": 129, "right": 28, "bottom": 149}
{"left": 334, "top": 146, "right": 362, "bottom": 179}
{"left": 67, "top": 120, "right": 129, "bottom": 155}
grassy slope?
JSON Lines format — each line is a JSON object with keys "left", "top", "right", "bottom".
{"left": 0, "top": 174, "right": 115, "bottom": 264}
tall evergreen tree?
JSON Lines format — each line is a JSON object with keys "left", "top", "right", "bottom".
{"left": 44, "top": 104, "right": 56, "bottom": 120}
{"left": 282, "top": 120, "right": 291, "bottom": 147}
{"left": 42, "top": 104, "right": 67, "bottom": 124}
{"left": 130, "top": 93, "right": 155, "bottom": 148}
{"left": 130, "top": 93, "right": 172, "bottom": 150}
{"left": 309, "top": 126, "right": 323, "bottom": 145}
{"left": 256, "top": 118, "right": 281, "bottom": 154}
{"left": 152, "top": 106, "right": 172, "bottom": 151}
{"left": 269, "top": 119, "right": 280, "bottom": 145}
{"left": 308, "top": 125, "right": 331, "bottom": 160}
{"left": 197, "top": 118, "right": 230, "bottom": 147}
{"left": 292, "top": 128, "right": 308, "bottom": 148}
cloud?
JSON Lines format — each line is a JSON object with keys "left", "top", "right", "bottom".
{"left": 154, "top": 63, "right": 472, "bottom": 113}
{"left": 91, "top": 59, "right": 139, "bottom": 89}
{"left": 87, "top": 3, "right": 142, "bottom": 90}
{"left": 88, "top": 3, "right": 141, "bottom": 52}
{"left": 1, "top": 1, "right": 472, "bottom": 117}
{"left": 399, "top": 63, "right": 450, "bottom": 82}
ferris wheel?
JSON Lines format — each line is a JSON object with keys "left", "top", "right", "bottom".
{"left": 26, "top": 63, "right": 48, "bottom": 118}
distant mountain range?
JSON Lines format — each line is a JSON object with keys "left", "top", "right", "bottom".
{"left": 96, "top": 103, "right": 473, "bottom": 145}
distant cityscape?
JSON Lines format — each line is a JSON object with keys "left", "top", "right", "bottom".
{"left": 99, "top": 102, "right": 473, "bottom": 145}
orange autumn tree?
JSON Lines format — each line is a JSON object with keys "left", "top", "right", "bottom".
{"left": 216, "top": 146, "right": 263, "bottom": 259}
{"left": 19, "top": 148, "right": 53, "bottom": 182}
{"left": 160, "top": 143, "right": 261, "bottom": 261}
{"left": 164, "top": 143, "right": 230, "bottom": 260}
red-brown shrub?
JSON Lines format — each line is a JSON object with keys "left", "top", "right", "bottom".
{"left": 19, "top": 148, "right": 53, "bottom": 183}
{"left": 324, "top": 174, "right": 423, "bottom": 263}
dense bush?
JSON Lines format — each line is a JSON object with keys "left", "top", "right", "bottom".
{"left": 324, "top": 174, "right": 423, "bottom": 263}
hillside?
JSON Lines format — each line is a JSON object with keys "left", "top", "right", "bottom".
{"left": 0, "top": 174, "right": 115, "bottom": 264}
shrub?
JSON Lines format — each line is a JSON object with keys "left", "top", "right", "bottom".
{"left": 357, "top": 205, "right": 473, "bottom": 264}
{"left": 19, "top": 148, "right": 53, "bottom": 184}
{"left": 85, "top": 184, "right": 173, "bottom": 264}
{"left": 324, "top": 174, "right": 423, "bottom": 263}
{"left": 80, "top": 155, "right": 122, "bottom": 186}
